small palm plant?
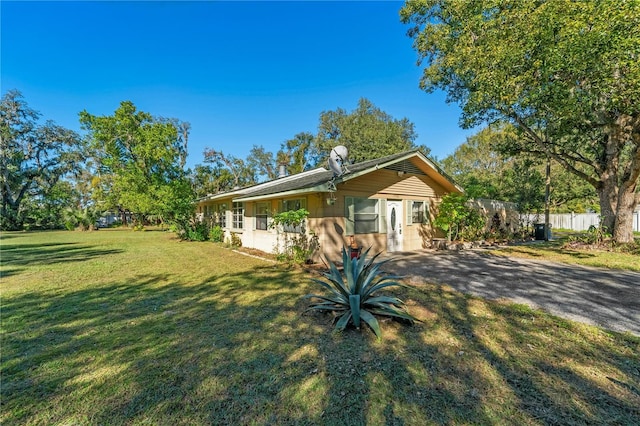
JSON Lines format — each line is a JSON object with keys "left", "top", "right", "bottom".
{"left": 304, "top": 246, "right": 419, "bottom": 339}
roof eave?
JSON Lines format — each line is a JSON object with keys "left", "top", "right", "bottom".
{"left": 336, "top": 150, "right": 464, "bottom": 194}
{"left": 233, "top": 183, "right": 331, "bottom": 202}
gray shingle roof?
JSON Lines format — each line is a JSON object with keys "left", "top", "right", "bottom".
{"left": 199, "top": 149, "right": 459, "bottom": 202}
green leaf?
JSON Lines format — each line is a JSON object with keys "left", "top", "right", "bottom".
{"left": 360, "top": 309, "right": 382, "bottom": 340}
{"left": 335, "top": 311, "right": 352, "bottom": 331}
{"left": 349, "top": 294, "right": 361, "bottom": 328}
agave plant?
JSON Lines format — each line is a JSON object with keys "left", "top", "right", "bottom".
{"left": 304, "top": 246, "right": 419, "bottom": 339}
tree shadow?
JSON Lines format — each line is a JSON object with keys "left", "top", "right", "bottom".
{"left": 414, "top": 284, "right": 640, "bottom": 424}
{"left": 3, "top": 257, "right": 639, "bottom": 424}
{"left": 0, "top": 242, "right": 123, "bottom": 268}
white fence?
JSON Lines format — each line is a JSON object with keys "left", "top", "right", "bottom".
{"left": 522, "top": 212, "right": 640, "bottom": 232}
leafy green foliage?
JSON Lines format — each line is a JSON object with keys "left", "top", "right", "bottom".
{"left": 314, "top": 98, "right": 425, "bottom": 165}
{"left": 200, "top": 149, "right": 256, "bottom": 192}
{"left": 271, "top": 208, "right": 319, "bottom": 264}
{"left": 187, "top": 222, "right": 209, "bottom": 242}
{"left": 433, "top": 193, "right": 485, "bottom": 242}
{"left": 209, "top": 225, "right": 224, "bottom": 243}
{"left": 305, "top": 247, "right": 419, "bottom": 339}
{"left": 63, "top": 206, "right": 101, "bottom": 231}
{"left": 1, "top": 90, "right": 84, "bottom": 230}
{"left": 401, "top": 0, "right": 640, "bottom": 243}
{"left": 565, "top": 217, "right": 612, "bottom": 247}
{"left": 228, "top": 232, "right": 242, "bottom": 248}
{"left": 79, "top": 101, "right": 194, "bottom": 226}
{"left": 442, "top": 125, "right": 599, "bottom": 214}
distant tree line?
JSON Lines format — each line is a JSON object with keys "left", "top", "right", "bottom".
{"left": 2, "top": 90, "right": 625, "bottom": 233}
{"left": 191, "top": 98, "right": 430, "bottom": 197}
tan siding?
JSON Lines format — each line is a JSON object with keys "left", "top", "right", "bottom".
{"left": 339, "top": 169, "right": 448, "bottom": 199}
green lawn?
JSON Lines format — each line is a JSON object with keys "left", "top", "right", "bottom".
{"left": 2, "top": 230, "right": 639, "bottom": 425}
{"left": 491, "top": 232, "right": 640, "bottom": 271}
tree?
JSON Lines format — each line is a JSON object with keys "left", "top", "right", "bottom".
{"left": 79, "top": 101, "right": 194, "bottom": 225}
{"left": 1, "top": 90, "right": 84, "bottom": 230}
{"left": 314, "top": 98, "right": 425, "bottom": 165}
{"left": 247, "top": 145, "right": 278, "bottom": 181}
{"left": 441, "top": 125, "right": 513, "bottom": 200}
{"left": 442, "top": 125, "right": 597, "bottom": 212}
{"left": 433, "top": 193, "right": 485, "bottom": 242}
{"left": 201, "top": 148, "right": 256, "bottom": 191}
{"left": 278, "top": 132, "right": 314, "bottom": 175}
{"left": 401, "top": 0, "right": 640, "bottom": 243}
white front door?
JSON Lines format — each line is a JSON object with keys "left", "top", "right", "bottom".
{"left": 386, "top": 200, "right": 404, "bottom": 252}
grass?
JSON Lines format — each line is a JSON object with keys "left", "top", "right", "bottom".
{"left": 2, "top": 229, "right": 639, "bottom": 425}
{"left": 491, "top": 231, "right": 640, "bottom": 271}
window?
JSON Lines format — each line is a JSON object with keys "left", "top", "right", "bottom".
{"left": 279, "top": 198, "right": 307, "bottom": 233}
{"left": 232, "top": 202, "right": 244, "bottom": 229}
{"left": 346, "top": 197, "right": 380, "bottom": 234}
{"left": 255, "top": 202, "right": 269, "bottom": 231}
{"left": 408, "top": 201, "right": 427, "bottom": 225}
{"left": 281, "top": 198, "right": 306, "bottom": 212}
{"left": 216, "top": 203, "right": 227, "bottom": 228}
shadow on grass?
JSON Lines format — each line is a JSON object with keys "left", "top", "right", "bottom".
{"left": 0, "top": 242, "right": 123, "bottom": 268}
{"left": 401, "top": 284, "right": 640, "bottom": 424}
{"left": 3, "top": 263, "right": 639, "bottom": 424}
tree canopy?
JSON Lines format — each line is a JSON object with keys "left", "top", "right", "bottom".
{"left": 442, "top": 125, "right": 598, "bottom": 213}
{"left": 1, "top": 90, "right": 84, "bottom": 230}
{"left": 314, "top": 98, "right": 425, "bottom": 165}
{"left": 401, "top": 0, "right": 640, "bottom": 242}
{"left": 194, "top": 98, "right": 431, "bottom": 195}
{"left": 80, "top": 101, "right": 193, "bottom": 224}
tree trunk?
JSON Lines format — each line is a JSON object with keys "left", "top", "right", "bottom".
{"left": 597, "top": 179, "right": 617, "bottom": 238}
{"left": 613, "top": 188, "right": 638, "bottom": 244}
{"left": 597, "top": 115, "right": 640, "bottom": 244}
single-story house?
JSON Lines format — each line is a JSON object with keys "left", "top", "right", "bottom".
{"left": 196, "top": 149, "right": 463, "bottom": 261}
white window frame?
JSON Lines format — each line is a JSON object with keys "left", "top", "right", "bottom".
{"left": 232, "top": 202, "right": 244, "bottom": 230}
{"left": 345, "top": 197, "right": 384, "bottom": 234}
{"left": 216, "top": 203, "right": 227, "bottom": 228}
{"left": 255, "top": 202, "right": 270, "bottom": 231}
{"left": 407, "top": 200, "right": 428, "bottom": 225}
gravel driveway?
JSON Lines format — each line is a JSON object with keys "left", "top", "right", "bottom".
{"left": 382, "top": 249, "right": 640, "bottom": 335}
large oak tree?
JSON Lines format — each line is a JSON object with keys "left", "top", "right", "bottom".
{"left": 80, "top": 101, "right": 193, "bottom": 225}
{"left": 401, "top": 0, "right": 640, "bottom": 242}
{"left": 1, "top": 90, "right": 84, "bottom": 230}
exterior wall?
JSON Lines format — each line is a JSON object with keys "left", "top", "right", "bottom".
{"left": 195, "top": 167, "right": 456, "bottom": 262}
{"left": 468, "top": 199, "right": 520, "bottom": 233}
{"left": 338, "top": 169, "right": 449, "bottom": 199}
{"left": 238, "top": 200, "right": 277, "bottom": 253}
{"left": 313, "top": 169, "right": 451, "bottom": 260}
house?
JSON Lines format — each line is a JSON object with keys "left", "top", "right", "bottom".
{"left": 196, "top": 150, "right": 463, "bottom": 261}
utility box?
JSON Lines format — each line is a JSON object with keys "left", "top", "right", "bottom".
{"left": 534, "top": 223, "right": 548, "bottom": 240}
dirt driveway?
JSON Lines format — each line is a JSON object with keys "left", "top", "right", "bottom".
{"left": 382, "top": 249, "right": 640, "bottom": 335}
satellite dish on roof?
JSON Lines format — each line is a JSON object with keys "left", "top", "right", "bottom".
{"left": 328, "top": 145, "right": 349, "bottom": 176}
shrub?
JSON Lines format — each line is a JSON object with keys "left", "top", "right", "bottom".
{"left": 270, "top": 208, "right": 319, "bottom": 264}
{"left": 433, "top": 193, "right": 485, "bottom": 241}
{"left": 209, "top": 225, "right": 224, "bottom": 243}
{"left": 304, "top": 247, "right": 419, "bottom": 340}
{"left": 187, "top": 222, "right": 209, "bottom": 241}
{"left": 171, "top": 217, "right": 209, "bottom": 242}
{"left": 566, "top": 217, "right": 612, "bottom": 247}
{"left": 228, "top": 232, "right": 242, "bottom": 248}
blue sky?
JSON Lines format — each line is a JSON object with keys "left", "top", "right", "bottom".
{"left": 2, "top": 1, "right": 476, "bottom": 169}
